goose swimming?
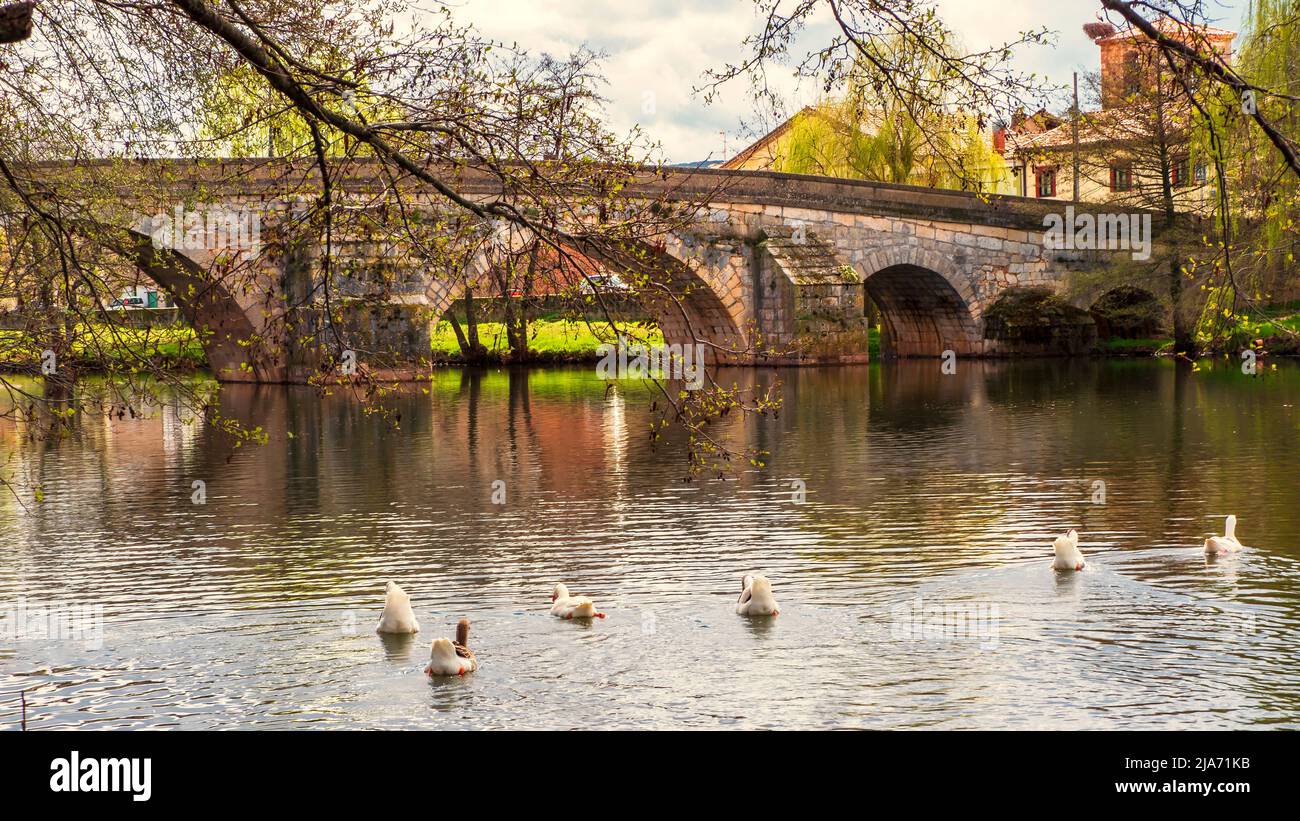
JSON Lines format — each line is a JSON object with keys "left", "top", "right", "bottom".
{"left": 424, "top": 619, "right": 477, "bottom": 677}
{"left": 736, "top": 574, "right": 780, "bottom": 616}
{"left": 375, "top": 581, "right": 420, "bottom": 634}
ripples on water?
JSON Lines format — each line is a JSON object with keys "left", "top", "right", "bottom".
{"left": 1, "top": 359, "right": 1297, "bottom": 729}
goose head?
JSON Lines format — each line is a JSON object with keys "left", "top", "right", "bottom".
{"left": 455, "top": 618, "right": 470, "bottom": 648}
{"left": 1067, "top": 529, "right": 1079, "bottom": 546}
{"left": 750, "top": 575, "right": 773, "bottom": 596}
{"left": 550, "top": 583, "right": 569, "bottom": 603}
{"left": 1224, "top": 514, "right": 1238, "bottom": 540}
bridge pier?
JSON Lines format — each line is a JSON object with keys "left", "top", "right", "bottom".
{"left": 751, "top": 227, "right": 872, "bottom": 363}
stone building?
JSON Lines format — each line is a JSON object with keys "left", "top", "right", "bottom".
{"left": 999, "top": 19, "right": 1236, "bottom": 208}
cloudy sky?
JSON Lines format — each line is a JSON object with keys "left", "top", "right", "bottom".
{"left": 448, "top": 0, "right": 1250, "bottom": 163}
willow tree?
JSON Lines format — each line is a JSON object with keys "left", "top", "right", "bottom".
{"left": 1198, "top": 0, "right": 1300, "bottom": 335}
{"left": 773, "top": 49, "right": 1012, "bottom": 192}
{"left": 706, "top": 1, "right": 1052, "bottom": 161}
{"left": 197, "top": 61, "right": 403, "bottom": 158}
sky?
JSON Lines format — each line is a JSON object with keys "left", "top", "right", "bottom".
{"left": 447, "top": 0, "right": 1251, "bottom": 163}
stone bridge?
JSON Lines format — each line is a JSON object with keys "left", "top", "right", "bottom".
{"left": 14, "top": 159, "right": 1176, "bottom": 382}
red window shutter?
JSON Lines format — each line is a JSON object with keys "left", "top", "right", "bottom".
{"left": 1110, "top": 168, "right": 1116, "bottom": 191}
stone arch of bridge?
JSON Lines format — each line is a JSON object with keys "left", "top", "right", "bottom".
{"left": 423, "top": 236, "right": 747, "bottom": 363}
{"left": 118, "top": 228, "right": 274, "bottom": 382}
{"left": 857, "top": 246, "right": 982, "bottom": 358}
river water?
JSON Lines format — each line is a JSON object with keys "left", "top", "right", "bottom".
{"left": 1, "top": 359, "right": 1298, "bottom": 729}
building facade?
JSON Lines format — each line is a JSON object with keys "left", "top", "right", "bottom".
{"left": 999, "top": 20, "right": 1235, "bottom": 210}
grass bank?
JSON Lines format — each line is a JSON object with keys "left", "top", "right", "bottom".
{"left": 1098, "top": 302, "right": 1300, "bottom": 357}
{"left": 0, "top": 326, "right": 205, "bottom": 372}
{"left": 0, "top": 319, "right": 664, "bottom": 373}
{"left": 431, "top": 318, "right": 662, "bottom": 363}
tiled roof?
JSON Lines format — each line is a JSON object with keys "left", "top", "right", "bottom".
{"left": 722, "top": 106, "right": 818, "bottom": 170}
{"left": 1095, "top": 19, "right": 1236, "bottom": 43}
{"left": 1005, "top": 105, "right": 1184, "bottom": 156}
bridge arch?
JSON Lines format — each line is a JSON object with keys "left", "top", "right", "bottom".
{"left": 1088, "top": 285, "right": 1165, "bottom": 340}
{"left": 620, "top": 238, "right": 746, "bottom": 361}
{"left": 118, "top": 228, "right": 275, "bottom": 382}
{"left": 857, "top": 247, "right": 981, "bottom": 358}
{"left": 425, "top": 236, "right": 746, "bottom": 363}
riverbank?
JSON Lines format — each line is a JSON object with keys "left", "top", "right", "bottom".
{"left": 0, "top": 326, "right": 205, "bottom": 373}
{"left": 2, "top": 308, "right": 1298, "bottom": 374}
{"left": 1097, "top": 301, "right": 1300, "bottom": 357}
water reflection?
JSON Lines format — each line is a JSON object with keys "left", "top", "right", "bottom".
{"left": 1, "top": 360, "right": 1298, "bottom": 729}
{"left": 378, "top": 632, "right": 418, "bottom": 664}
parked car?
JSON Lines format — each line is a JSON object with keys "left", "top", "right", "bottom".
{"left": 106, "top": 289, "right": 163, "bottom": 309}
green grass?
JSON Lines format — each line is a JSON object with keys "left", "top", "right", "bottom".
{"left": 1210, "top": 304, "right": 1300, "bottom": 354}
{"left": 0, "top": 325, "right": 205, "bottom": 370}
{"left": 1, "top": 319, "right": 665, "bottom": 372}
{"left": 1233, "top": 313, "right": 1300, "bottom": 340}
{"left": 432, "top": 319, "right": 662, "bottom": 361}
{"left": 1099, "top": 303, "right": 1300, "bottom": 356}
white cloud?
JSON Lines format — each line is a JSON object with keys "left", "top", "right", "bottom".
{"left": 448, "top": 0, "right": 1250, "bottom": 163}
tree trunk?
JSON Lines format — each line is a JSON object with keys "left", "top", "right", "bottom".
{"left": 508, "top": 244, "right": 538, "bottom": 362}
{"left": 460, "top": 286, "right": 487, "bottom": 361}
{"left": 447, "top": 310, "right": 470, "bottom": 352}
{"left": 0, "top": 2, "right": 34, "bottom": 44}
{"left": 1152, "top": 72, "right": 1194, "bottom": 355}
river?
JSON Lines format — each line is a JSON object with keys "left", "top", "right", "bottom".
{"left": 1, "top": 359, "right": 1297, "bottom": 729}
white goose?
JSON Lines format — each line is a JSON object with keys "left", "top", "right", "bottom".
{"left": 549, "top": 583, "right": 605, "bottom": 619}
{"left": 375, "top": 581, "right": 420, "bottom": 634}
{"left": 424, "top": 619, "right": 477, "bottom": 677}
{"left": 1052, "top": 530, "right": 1086, "bottom": 572}
{"left": 1204, "top": 515, "right": 1243, "bottom": 555}
{"left": 736, "top": 574, "right": 779, "bottom": 616}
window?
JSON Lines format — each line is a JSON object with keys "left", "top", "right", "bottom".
{"left": 1194, "top": 162, "right": 1208, "bottom": 184}
{"left": 1171, "top": 156, "right": 1191, "bottom": 188}
{"left": 1110, "top": 164, "right": 1134, "bottom": 192}
{"left": 1035, "top": 167, "right": 1057, "bottom": 198}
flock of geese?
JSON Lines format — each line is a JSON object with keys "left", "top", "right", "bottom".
{"left": 381, "top": 514, "right": 1244, "bottom": 677}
